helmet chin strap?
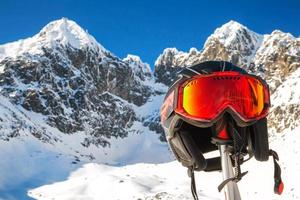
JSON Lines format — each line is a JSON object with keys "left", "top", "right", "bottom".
{"left": 187, "top": 166, "right": 199, "bottom": 200}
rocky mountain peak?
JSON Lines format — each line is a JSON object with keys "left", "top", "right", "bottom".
{"left": 154, "top": 47, "right": 202, "bottom": 85}
{"left": 154, "top": 48, "right": 179, "bottom": 66}
{"left": 200, "top": 20, "right": 263, "bottom": 67}
{"left": 211, "top": 20, "right": 253, "bottom": 45}
{"left": 0, "top": 18, "right": 107, "bottom": 61}
{"left": 37, "top": 18, "right": 105, "bottom": 51}
{"left": 123, "top": 54, "right": 152, "bottom": 80}
{"left": 123, "top": 54, "right": 144, "bottom": 64}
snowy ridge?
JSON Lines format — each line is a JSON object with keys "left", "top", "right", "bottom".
{"left": 154, "top": 20, "right": 264, "bottom": 72}
{"left": 154, "top": 21, "right": 299, "bottom": 87}
{"left": 0, "top": 18, "right": 106, "bottom": 60}
{"left": 123, "top": 54, "right": 146, "bottom": 66}
{"left": 0, "top": 16, "right": 164, "bottom": 147}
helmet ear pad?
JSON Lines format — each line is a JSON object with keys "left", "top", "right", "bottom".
{"left": 178, "top": 131, "right": 207, "bottom": 170}
{"left": 248, "top": 117, "right": 270, "bottom": 161}
{"left": 169, "top": 131, "right": 207, "bottom": 170}
{"left": 168, "top": 121, "right": 219, "bottom": 171}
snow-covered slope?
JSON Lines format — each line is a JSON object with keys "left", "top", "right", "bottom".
{"left": 28, "top": 126, "right": 300, "bottom": 200}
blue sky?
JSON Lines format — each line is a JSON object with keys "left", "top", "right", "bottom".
{"left": 0, "top": 0, "right": 299, "bottom": 66}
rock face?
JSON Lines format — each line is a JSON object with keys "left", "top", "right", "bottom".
{"left": 254, "top": 30, "right": 300, "bottom": 91}
{"left": 0, "top": 18, "right": 299, "bottom": 161}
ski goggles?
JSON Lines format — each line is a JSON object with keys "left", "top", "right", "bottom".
{"left": 161, "top": 71, "right": 270, "bottom": 127}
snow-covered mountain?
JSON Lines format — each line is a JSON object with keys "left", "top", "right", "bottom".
{"left": 0, "top": 18, "right": 168, "bottom": 160}
{"left": 0, "top": 18, "right": 299, "bottom": 199}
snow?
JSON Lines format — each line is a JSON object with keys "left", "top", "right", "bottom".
{"left": 27, "top": 161, "right": 216, "bottom": 200}
{"left": 28, "top": 126, "right": 300, "bottom": 200}
{"left": 0, "top": 95, "right": 83, "bottom": 199}
{"left": 0, "top": 138, "right": 79, "bottom": 200}
{"left": 154, "top": 48, "right": 179, "bottom": 66}
{"left": 212, "top": 20, "right": 247, "bottom": 47}
{"left": 38, "top": 18, "right": 105, "bottom": 51}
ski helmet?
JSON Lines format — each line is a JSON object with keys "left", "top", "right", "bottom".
{"left": 160, "top": 61, "right": 284, "bottom": 196}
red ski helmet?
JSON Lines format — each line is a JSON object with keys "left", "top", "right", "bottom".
{"left": 160, "top": 61, "right": 271, "bottom": 171}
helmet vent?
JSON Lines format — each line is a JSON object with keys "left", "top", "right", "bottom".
{"left": 213, "top": 76, "right": 240, "bottom": 81}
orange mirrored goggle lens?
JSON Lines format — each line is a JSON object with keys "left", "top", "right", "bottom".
{"left": 178, "top": 72, "right": 269, "bottom": 121}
